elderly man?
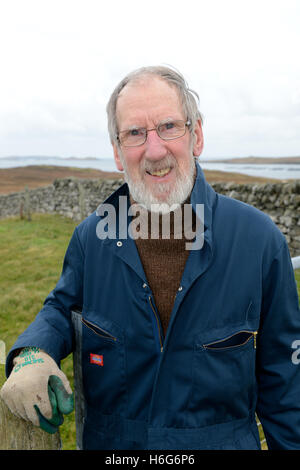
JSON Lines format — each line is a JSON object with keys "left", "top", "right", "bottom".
{"left": 1, "top": 66, "right": 300, "bottom": 450}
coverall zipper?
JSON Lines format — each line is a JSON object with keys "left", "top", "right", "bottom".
{"left": 203, "top": 330, "right": 258, "bottom": 350}
{"left": 148, "top": 295, "right": 163, "bottom": 353}
{"left": 81, "top": 318, "right": 117, "bottom": 341}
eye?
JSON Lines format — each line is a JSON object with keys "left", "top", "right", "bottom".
{"left": 159, "top": 121, "right": 175, "bottom": 132}
{"left": 130, "top": 129, "right": 141, "bottom": 136}
{"left": 119, "top": 127, "right": 146, "bottom": 146}
{"left": 128, "top": 128, "right": 147, "bottom": 138}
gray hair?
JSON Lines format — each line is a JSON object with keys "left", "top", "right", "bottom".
{"left": 106, "top": 65, "right": 203, "bottom": 146}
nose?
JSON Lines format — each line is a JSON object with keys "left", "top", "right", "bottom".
{"left": 143, "top": 128, "right": 168, "bottom": 161}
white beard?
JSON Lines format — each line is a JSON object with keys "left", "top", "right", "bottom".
{"left": 120, "top": 153, "right": 197, "bottom": 214}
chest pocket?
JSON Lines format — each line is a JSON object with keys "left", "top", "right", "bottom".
{"left": 203, "top": 330, "right": 257, "bottom": 351}
{"left": 188, "top": 325, "right": 258, "bottom": 428}
{"left": 82, "top": 318, "right": 118, "bottom": 342}
{"left": 81, "top": 313, "right": 127, "bottom": 416}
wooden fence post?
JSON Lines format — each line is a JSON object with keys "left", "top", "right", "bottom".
{"left": 0, "top": 396, "right": 61, "bottom": 450}
{"left": 78, "top": 182, "right": 86, "bottom": 222}
{"left": 24, "top": 186, "right": 32, "bottom": 221}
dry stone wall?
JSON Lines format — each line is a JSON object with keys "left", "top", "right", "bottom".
{"left": 0, "top": 177, "right": 299, "bottom": 257}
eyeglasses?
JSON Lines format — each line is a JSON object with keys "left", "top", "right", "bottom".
{"left": 117, "top": 119, "right": 191, "bottom": 147}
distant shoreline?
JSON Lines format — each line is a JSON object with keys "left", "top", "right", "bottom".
{"left": 1, "top": 155, "right": 300, "bottom": 165}
{"left": 201, "top": 156, "right": 300, "bottom": 164}
{"left": 0, "top": 164, "right": 284, "bottom": 195}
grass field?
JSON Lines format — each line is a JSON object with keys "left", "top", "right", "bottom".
{"left": 0, "top": 213, "right": 299, "bottom": 450}
{"left": 0, "top": 214, "right": 78, "bottom": 449}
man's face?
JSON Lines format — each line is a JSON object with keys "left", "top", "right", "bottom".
{"left": 113, "top": 76, "right": 203, "bottom": 211}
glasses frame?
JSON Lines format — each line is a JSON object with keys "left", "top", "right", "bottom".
{"left": 117, "top": 119, "right": 191, "bottom": 148}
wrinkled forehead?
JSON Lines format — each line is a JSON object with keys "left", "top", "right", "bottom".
{"left": 116, "top": 75, "right": 184, "bottom": 127}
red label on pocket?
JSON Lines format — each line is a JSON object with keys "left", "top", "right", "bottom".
{"left": 90, "top": 353, "right": 103, "bottom": 366}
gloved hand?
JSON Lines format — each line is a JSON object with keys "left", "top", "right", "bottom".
{"left": 0, "top": 347, "right": 74, "bottom": 434}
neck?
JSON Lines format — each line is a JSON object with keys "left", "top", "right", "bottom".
{"left": 129, "top": 194, "right": 195, "bottom": 241}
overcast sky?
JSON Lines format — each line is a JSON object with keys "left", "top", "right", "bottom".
{"left": 0, "top": 0, "right": 299, "bottom": 160}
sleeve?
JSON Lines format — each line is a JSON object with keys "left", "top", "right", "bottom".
{"left": 5, "top": 226, "right": 84, "bottom": 376}
{"left": 256, "top": 239, "right": 300, "bottom": 449}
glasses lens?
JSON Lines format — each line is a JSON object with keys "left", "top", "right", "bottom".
{"left": 158, "top": 120, "right": 186, "bottom": 140}
{"left": 119, "top": 128, "right": 146, "bottom": 147}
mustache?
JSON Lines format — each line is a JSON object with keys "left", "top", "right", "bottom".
{"left": 141, "top": 155, "right": 177, "bottom": 174}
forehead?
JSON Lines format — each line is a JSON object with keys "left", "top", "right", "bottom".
{"left": 116, "top": 76, "right": 184, "bottom": 128}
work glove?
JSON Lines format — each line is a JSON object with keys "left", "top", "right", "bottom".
{"left": 0, "top": 347, "right": 74, "bottom": 434}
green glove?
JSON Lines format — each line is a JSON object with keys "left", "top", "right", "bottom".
{"left": 0, "top": 348, "right": 74, "bottom": 434}
{"left": 34, "top": 375, "right": 74, "bottom": 434}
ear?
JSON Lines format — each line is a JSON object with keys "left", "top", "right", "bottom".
{"left": 113, "top": 143, "right": 124, "bottom": 172}
{"left": 192, "top": 119, "right": 204, "bottom": 157}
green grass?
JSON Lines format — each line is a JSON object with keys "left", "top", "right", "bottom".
{"left": 0, "top": 213, "right": 299, "bottom": 450}
{"left": 0, "top": 214, "right": 77, "bottom": 449}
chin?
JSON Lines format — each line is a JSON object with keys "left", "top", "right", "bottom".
{"left": 125, "top": 158, "right": 196, "bottom": 213}
{"left": 132, "top": 185, "right": 189, "bottom": 214}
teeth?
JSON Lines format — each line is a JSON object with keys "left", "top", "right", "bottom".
{"left": 149, "top": 167, "right": 171, "bottom": 177}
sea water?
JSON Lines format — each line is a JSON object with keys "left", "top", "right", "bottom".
{"left": 0, "top": 155, "right": 299, "bottom": 181}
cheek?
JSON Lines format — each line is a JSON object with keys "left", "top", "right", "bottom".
{"left": 169, "top": 141, "right": 192, "bottom": 167}
{"left": 122, "top": 150, "right": 144, "bottom": 175}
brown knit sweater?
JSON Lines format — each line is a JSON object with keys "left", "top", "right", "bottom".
{"left": 131, "top": 200, "right": 195, "bottom": 336}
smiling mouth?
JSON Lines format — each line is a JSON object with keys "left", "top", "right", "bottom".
{"left": 146, "top": 167, "right": 172, "bottom": 177}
